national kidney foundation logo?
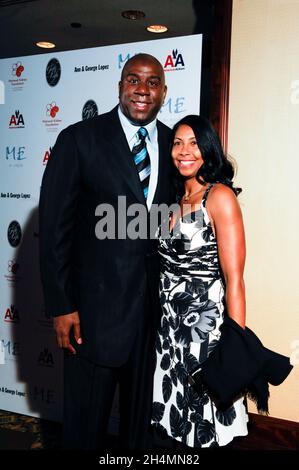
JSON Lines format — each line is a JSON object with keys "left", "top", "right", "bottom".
{"left": 12, "top": 62, "right": 24, "bottom": 78}
{"left": 42, "top": 102, "right": 62, "bottom": 132}
{"left": 4, "top": 259, "right": 21, "bottom": 284}
{"left": 8, "top": 61, "right": 27, "bottom": 91}
{"left": 46, "top": 102, "right": 59, "bottom": 118}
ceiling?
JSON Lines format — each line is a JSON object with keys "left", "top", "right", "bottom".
{"left": 0, "top": 0, "right": 211, "bottom": 60}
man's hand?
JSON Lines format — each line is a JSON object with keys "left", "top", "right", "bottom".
{"left": 53, "top": 311, "right": 82, "bottom": 355}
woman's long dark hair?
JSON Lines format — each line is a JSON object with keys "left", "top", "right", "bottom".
{"left": 170, "top": 115, "right": 241, "bottom": 199}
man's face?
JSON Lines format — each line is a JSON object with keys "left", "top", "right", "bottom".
{"left": 119, "top": 58, "right": 167, "bottom": 126}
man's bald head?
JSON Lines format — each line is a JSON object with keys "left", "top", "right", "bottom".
{"left": 120, "top": 53, "right": 165, "bottom": 85}
{"left": 118, "top": 53, "right": 167, "bottom": 125}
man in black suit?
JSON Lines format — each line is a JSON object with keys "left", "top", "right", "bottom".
{"left": 39, "top": 54, "right": 171, "bottom": 449}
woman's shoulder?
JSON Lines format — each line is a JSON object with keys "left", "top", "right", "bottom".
{"left": 207, "top": 183, "right": 239, "bottom": 213}
{"left": 209, "top": 183, "right": 237, "bottom": 199}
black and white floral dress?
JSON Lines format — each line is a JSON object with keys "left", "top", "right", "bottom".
{"left": 152, "top": 184, "right": 248, "bottom": 447}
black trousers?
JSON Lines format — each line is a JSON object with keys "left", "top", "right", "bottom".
{"left": 63, "top": 311, "right": 156, "bottom": 450}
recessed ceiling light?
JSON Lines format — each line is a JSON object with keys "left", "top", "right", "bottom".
{"left": 36, "top": 41, "right": 55, "bottom": 49}
{"left": 146, "top": 25, "right": 168, "bottom": 33}
{"left": 121, "top": 10, "right": 145, "bottom": 20}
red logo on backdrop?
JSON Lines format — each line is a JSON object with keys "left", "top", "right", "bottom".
{"left": 4, "top": 259, "right": 21, "bottom": 283}
{"left": 164, "top": 49, "right": 185, "bottom": 71}
{"left": 43, "top": 147, "right": 52, "bottom": 165}
{"left": 42, "top": 102, "right": 62, "bottom": 131}
{"left": 9, "top": 110, "right": 25, "bottom": 128}
{"left": 46, "top": 102, "right": 59, "bottom": 118}
{"left": 9, "top": 61, "right": 27, "bottom": 90}
{"left": 12, "top": 62, "right": 24, "bottom": 77}
{"left": 4, "top": 304, "right": 20, "bottom": 323}
{"left": 8, "top": 260, "right": 19, "bottom": 274}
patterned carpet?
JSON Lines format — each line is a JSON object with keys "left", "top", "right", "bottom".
{"left": 1, "top": 409, "right": 298, "bottom": 452}
{"left": 0, "top": 409, "right": 62, "bottom": 449}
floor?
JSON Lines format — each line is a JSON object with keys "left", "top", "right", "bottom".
{"left": 0, "top": 409, "right": 61, "bottom": 449}
{"left": 0, "top": 409, "right": 298, "bottom": 451}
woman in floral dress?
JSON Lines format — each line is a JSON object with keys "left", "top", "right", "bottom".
{"left": 152, "top": 115, "right": 248, "bottom": 447}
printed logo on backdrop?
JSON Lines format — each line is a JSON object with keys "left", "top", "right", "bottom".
{"left": 13, "top": 62, "right": 24, "bottom": 78}
{"left": 9, "top": 61, "right": 27, "bottom": 91}
{"left": 0, "top": 338, "right": 20, "bottom": 363}
{"left": 9, "top": 110, "right": 25, "bottom": 128}
{"left": 1, "top": 191, "right": 31, "bottom": 200}
{"left": 30, "top": 385, "right": 56, "bottom": 405}
{"left": 46, "top": 58, "right": 61, "bottom": 87}
{"left": 42, "top": 102, "right": 62, "bottom": 132}
{"left": 3, "top": 260, "right": 21, "bottom": 284}
{"left": 5, "top": 145, "right": 25, "bottom": 161}
{"left": 4, "top": 304, "right": 20, "bottom": 324}
{"left": 38, "top": 348, "right": 55, "bottom": 368}
{"left": 161, "top": 96, "right": 186, "bottom": 115}
{"left": 164, "top": 49, "right": 185, "bottom": 72}
{"left": 46, "top": 101, "right": 59, "bottom": 118}
{"left": 82, "top": 100, "right": 98, "bottom": 120}
{"left": 117, "top": 51, "right": 185, "bottom": 73}
{"left": 7, "top": 220, "right": 22, "bottom": 247}
{"left": 74, "top": 63, "right": 109, "bottom": 73}
{"left": 3, "top": 146, "right": 26, "bottom": 168}
{"left": 42, "top": 147, "right": 52, "bottom": 165}
{"left": 0, "top": 387, "right": 26, "bottom": 398}
{"left": 118, "top": 52, "right": 131, "bottom": 69}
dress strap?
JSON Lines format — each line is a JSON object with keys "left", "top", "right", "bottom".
{"left": 201, "top": 183, "right": 215, "bottom": 208}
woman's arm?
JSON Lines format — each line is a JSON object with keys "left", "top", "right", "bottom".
{"left": 207, "top": 184, "right": 246, "bottom": 329}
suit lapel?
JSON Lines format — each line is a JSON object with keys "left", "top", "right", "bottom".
{"left": 101, "top": 107, "right": 145, "bottom": 204}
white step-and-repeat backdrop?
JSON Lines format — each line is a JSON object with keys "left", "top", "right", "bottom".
{"left": 0, "top": 34, "right": 202, "bottom": 421}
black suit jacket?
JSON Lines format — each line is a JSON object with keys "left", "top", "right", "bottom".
{"left": 191, "top": 316, "right": 293, "bottom": 413}
{"left": 39, "top": 106, "right": 172, "bottom": 366}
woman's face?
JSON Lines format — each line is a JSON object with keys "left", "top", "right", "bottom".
{"left": 171, "top": 124, "right": 203, "bottom": 178}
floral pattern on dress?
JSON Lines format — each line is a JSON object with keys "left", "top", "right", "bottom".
{"left": 152, "top": 184, "right": 248, "bottom": 447}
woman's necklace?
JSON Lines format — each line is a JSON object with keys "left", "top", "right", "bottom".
{"left": 182, "top": 184, "right": 206, "bottom": 202}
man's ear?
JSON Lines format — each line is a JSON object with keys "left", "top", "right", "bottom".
{"left": 163, "top": 85, "right": 168, "bottom": 103}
